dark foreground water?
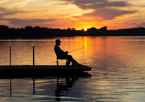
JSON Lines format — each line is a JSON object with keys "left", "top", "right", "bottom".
{"left": 0, "top": 36, "right": 145, "bottom": 102}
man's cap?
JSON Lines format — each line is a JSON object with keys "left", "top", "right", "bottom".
{"left": 55, "top": 39, "right": 61, "bottom": 43}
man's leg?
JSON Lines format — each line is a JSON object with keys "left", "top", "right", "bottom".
{"left": 66, "top": 55, "right": 77, "bottom": 66}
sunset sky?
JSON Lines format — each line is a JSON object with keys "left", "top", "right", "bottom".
{"left": 0, "top": 0, "right": 145, "bottom": 30}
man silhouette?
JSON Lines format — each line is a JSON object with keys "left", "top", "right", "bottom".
{"left": 54, "top": 39, "right": 81, "bottom": 66}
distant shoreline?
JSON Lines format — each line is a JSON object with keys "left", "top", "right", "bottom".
{"left": 1, "top": 25, "right": 145, "bottom": 39}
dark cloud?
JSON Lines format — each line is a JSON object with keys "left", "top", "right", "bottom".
{"left": 0, "top": 7, "right": 54, "bottom": 26}
{"left": 136, "top": 22, "right": 145, "bottom": 28}
{"left": 63, "top": 0, "right": 136, "bottom": 20}
{"left": 84, "top": 8, "right": 135, "bottom": 20}
{"left": 0, "top": 7, "right": 59, "bottom": 27}
{"left": 0, "top": 7, "right": 25, "bottom": 19}
{"left": 69, "top": 0, "right": 129, "bottom": 9}
{"left": 6, "top": 18, "right": 57, "bottom": 26}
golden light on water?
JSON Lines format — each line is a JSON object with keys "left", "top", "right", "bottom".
{"left": 84, "top": 37, "right": 88, "bottom": 52}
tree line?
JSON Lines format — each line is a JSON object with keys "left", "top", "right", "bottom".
{"left": 0, "top": 25, "right": 145, "bottom": 39}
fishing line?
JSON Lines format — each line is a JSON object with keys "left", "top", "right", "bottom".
{"left": 68, "top": 44, "right": 93, "bottom": 53}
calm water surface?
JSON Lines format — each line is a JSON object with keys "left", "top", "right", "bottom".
{"left": 0, "top": 36, "right": 145, "bottom": 102}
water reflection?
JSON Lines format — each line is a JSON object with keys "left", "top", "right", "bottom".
{"left": 55, "top": 78, "right": 78, "bottom": 102}
{"left": 10, "top": 79, "right": 12, "bottom": 97}
{"left": 2, "top": 73, "right": 91, "bottom": 102}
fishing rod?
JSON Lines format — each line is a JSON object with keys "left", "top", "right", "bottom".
{"left": 68, "top": 46, "right": 86, "bottom": 53}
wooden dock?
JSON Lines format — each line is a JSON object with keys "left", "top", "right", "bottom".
{"left": 0, "top": 65, "right": 92, "bottom": 78}
{"left": 0, "top": 46, "right": 92, "bottom": 78}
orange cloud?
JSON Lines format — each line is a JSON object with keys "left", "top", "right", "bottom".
{"left": 0, "top": 0, "right": 145, "bottom": 29}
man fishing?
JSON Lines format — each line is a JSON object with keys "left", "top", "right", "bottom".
{"left": 54, "top": 39, "right": 81, "bottom": 67}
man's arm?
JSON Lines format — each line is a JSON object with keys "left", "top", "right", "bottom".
{"left": 55, "top": 46, "right": 65, "bottom": 54}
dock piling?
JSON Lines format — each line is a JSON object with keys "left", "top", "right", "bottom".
{"left": 10, "top": 46, "right": 11, "bottom": 66}
{"left": 33, "top": 46, "right": 35, "bottom": 66}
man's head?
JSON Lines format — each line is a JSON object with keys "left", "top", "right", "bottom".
{"left": 55, "top": 39, "right": 61, "bottom": 46}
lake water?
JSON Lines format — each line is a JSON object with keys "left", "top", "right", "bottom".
{"left": 0, "top": 36, "right": 145, "bottom": 102}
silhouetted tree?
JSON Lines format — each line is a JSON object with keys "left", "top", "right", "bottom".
{"left": 99, "top": 26, "right": 107, "bottom": 31}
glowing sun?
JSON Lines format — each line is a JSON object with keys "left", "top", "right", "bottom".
{"left": 84, "top": 28, "right": 88, "bottom": 32}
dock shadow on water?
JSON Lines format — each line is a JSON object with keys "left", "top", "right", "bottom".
{"left": 0, "top": 73, "right": 91, "bottom": 102}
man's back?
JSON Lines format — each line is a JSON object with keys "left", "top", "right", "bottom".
{"left": 54, "top": 45, "right": 65, "bottom": 59}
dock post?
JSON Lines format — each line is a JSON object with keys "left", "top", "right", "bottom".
{"left": 10, "top": 46, "right": 11, "bottom": 66}
{"left": 9, "top": 47, "right": 12, "bottom": 97}
{"left": 32, "top": 46, "right": 35, "bottom": 92}
{"left": 33, "top": 46, "right": 35, "bottom": 66}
